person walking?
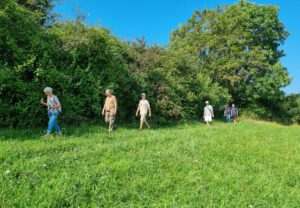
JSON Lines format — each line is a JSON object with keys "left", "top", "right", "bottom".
{"left": 203, "top": 101, "right": 214, "bottom": 126}
{"left": 224, "top": 105, "right": 232, "bottom": 123}
{"left": 136, "top": 93, "right": 152, "bottom": 129}
{"left": 231, "top": 104, "right": 239, "bottom": 123}
{"left": 102, "top": 89, "right": 117, "bottom": 133}
{"left": 40, "top": 87, "right": 62, "bottom": 138}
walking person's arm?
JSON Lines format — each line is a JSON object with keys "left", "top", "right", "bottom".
{"left": 102, "top": 99, "right": 106, "bottom": 116}
{"left": 40, "top": 98, "right": 47, "bottom": 107}
{"left": 136, "top": 104, "right": 140, "bottom": 117}
{"left": 148, "top": 102, "right": 152, "bottom": 117}
{"left": 113, "top": 96, "right": 117, "bottom": 115}
{"left": 51, "top": 102, "right": 60, "bottom": 110}
{"left": 51, "top": 97, "right": 61, "bottom": 110}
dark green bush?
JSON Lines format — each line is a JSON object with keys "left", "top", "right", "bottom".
{"left": 0, "top": 0, "right": 295, "bottom": 128}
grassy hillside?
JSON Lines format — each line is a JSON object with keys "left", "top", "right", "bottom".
{"left": 1, "top": 120, "right": 300, "bottom": 207}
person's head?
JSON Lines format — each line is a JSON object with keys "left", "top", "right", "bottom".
{"left": 105, "top": 89, "right": 111, "bottom": 97}
{"left": 141, "top": 93, "right": 146, "bottom": 100}
{"left": 205, "top": 101, "right": 209, "bottom": 106}
{"left": 44, "top": 87, "right": 53, "bottom": 96}
{"left": 232, "top": 104, "right": 235, "bottom": 107}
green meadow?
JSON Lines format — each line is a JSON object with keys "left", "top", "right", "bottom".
{"left": 1, "top": 120, "right": 300, "bottom": 207}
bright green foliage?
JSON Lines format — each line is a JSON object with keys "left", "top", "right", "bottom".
{"left": 0, "top": 1, "right": 229, "bottom": 127}
{"left": 1, "top": 120, "right": 300, "bottom": 207}
{"left": 0, "top": 0, "right": 295, "bottom": 127}
{"left": 16, "top": 0, "right": 56, "bottom": 24}
{"left": 0, "top": 0, "right": 47, "bottom": 127}
{"left": 171, "top": 0, "right": 290, "bottom": 110}
{"left": 125, "top": 42, "right": 230, "bottom": 121}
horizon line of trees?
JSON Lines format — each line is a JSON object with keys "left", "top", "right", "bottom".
{"left": 1, "top": 0, "right": 299, "bottom": 128}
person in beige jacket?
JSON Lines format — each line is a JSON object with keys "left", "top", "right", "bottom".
{"left": 102, "top": 89, "right": 117, "bottom": 132}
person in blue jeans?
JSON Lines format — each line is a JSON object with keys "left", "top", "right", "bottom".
{"left": 40, "top": 87, "right": 62, "bottom": 137}
{"left": 224, "top": 105, "right": 232, "bottom": 123}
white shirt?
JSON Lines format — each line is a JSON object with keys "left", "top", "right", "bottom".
{"left": 139, "top": 100, "right": 150, "bottom": 115}
{"left": 204, "top": 105, "right": 213, "bottom": 117}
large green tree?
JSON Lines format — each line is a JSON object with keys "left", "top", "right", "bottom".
{"left": 171, "top": 0, "right": 290, "bottom": 112}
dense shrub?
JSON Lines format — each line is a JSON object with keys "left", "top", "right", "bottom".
{"left": 0, "top": 0, "right": 295, "bottom": 127}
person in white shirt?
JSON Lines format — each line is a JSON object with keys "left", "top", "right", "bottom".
{"left": 203, "top": 101, "right": 214, "bottom": 126}
{"left": 136, "top": 93, "right": 151, "bottom": 129}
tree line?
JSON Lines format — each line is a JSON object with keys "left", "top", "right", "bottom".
{"left": 0, "top": 0, "right": 299, "bottom": 128}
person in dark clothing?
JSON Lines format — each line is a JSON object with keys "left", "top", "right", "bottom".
{"left": 224, "top": 105, "right": 232, "bottom": 123}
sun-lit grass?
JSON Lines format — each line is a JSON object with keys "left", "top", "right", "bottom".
{"left": 1, "top": 120, "right": 300, "bottom": 207}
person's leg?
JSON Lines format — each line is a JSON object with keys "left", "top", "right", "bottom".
{"left": 52, "top": 113, "right": 62, "bottom": 135}
{"left": 109, "top": 113, "right": 115, "bottom": 132}
{"left": 44, "top": 112, "right": 52, "bottom": 137}
{"left": 140, "top": 114, "right": 145, "bottom": 129}
{"left": 105, "top": 112, "right": 111, "bottom": 132}
{"left": 108, "top": 114, "right": 112, "bottom": 132}
{"left": 226, "top": 114, "right": 231, "bottom": 123}
{"left": 209, "top": 117, "right": 213, "bottom": 126}
{"left": 53, "top": 122, "right": 62, "bottom": 133}
{"left": 105, "top": 112, "right": 109, "bottom": 125}
{"left": 145, "top": 121, "right": 150, "bottom": 129}
{"left": 47, "top": 113, "right": 57, "bottom": 134}
{"left": 140, "top": 120, "right": 143, "bottom": 130}
{"left": 144, "top": 114, "right": 150, "bottom": 129}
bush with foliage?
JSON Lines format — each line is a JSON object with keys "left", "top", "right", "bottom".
{"left": 0, "top": 0, "right": 296, "bottom": 128}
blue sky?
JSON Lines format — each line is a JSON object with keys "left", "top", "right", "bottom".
{"left": 55, "top": 0, "right": 299, "bottom": 94}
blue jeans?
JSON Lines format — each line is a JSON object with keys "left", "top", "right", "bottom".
{"left": 47, "top": 111, "right": 61, "bottom": 133}
{"left": 226, "top": 114, "right": 231, "bottom": 123}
